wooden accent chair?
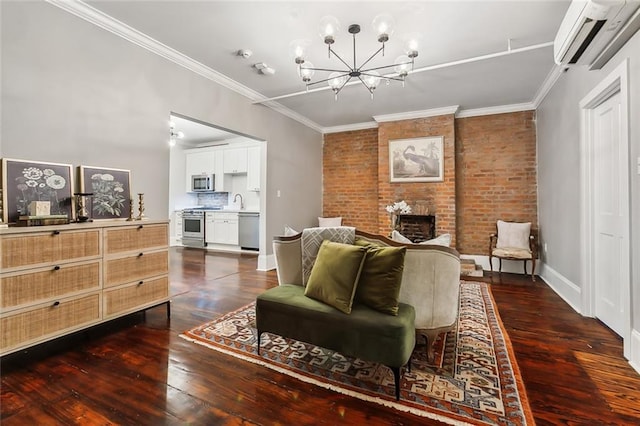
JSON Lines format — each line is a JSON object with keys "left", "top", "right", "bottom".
{"left": 489, "top": 220, "right": 539, "bottom": 281}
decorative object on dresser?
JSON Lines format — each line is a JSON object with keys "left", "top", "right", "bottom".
{"left": 72, "top": 192, "right": 94, "bottom": 222}
{"left": 389, "top": 137, "right": 444, "bottom": 182}
{"left": 79, "top": 165, "right": 131, "bottom": 220}
{"left": 0, "top": 220, "right": 170, "bottom": 356}
{"left": 0, "top": 189, "right": 4, "bottom": 226}
{"left": 2, "top": 158, "right": 74, "bottom": 223}
{"left": 137, "top": 193, "right": 146, "bottom": 220}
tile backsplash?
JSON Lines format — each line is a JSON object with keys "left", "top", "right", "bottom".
{"left": 197, "top": 192, "right": 229, "bottom": 208}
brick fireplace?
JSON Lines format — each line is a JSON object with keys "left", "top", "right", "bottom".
{"left": 322, "top": 110, "right": 538, "bottom": 256}
{"left": 398, "top": 215, "right": 436, "bottom": 242}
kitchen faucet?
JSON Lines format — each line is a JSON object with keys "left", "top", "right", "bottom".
{"left": 233, "top": 193, "right": 244, "bottom": 210}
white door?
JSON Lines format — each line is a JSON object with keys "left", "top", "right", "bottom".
{"left": 592, "top": 91, "right": 626, "bottom": 336}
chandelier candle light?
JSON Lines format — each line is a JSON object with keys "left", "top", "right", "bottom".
{"left": 291, "top": 14, "right": 419, "bottom": 100}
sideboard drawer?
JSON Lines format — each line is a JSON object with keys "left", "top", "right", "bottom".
{"left": 103, "top": 276, "right": 168, "bottom": 317}
{"left": 0, "top": 293, "right": 101, "bottom": 353}
{"left": 103, "top": 250, "right": 168, "bottom": 288}
{"left": 1, "top": 229, "right": 101, "bottom": 271}
{"left": 0, "top": 260, "right": 101, "bottom": 311}
{"left": 104, "top": 224, "right": 168, "bottom": 255}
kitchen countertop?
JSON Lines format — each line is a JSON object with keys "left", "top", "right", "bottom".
{"left": 176, "top": 207, "right": 259, "bottom": 214}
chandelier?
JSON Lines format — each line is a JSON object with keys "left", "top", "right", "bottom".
{"left": 291, "top": 14, "right": 419, "bottom": 100}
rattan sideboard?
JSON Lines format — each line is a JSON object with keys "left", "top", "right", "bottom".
{"left": 0, "top": 220, "right": 170, "bottom": 356}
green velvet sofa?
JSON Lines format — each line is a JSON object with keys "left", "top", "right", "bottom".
{"left": 270, "top": 229, "right": 461, "bottom": 362}
{"left": 255, "top": 284, "right": 415, "bottom": 400}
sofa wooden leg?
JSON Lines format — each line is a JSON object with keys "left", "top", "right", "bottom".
{"left": 423, "top": 331, "right": 440, "bottom": 363}
{"left": 257, "top": 330, "right": 261, "bottom": 355}
{"left": 391, "top": 366, "right": 401, "bottom": 400}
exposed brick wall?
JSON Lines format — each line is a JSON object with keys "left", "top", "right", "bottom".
{"left": 455, "top": 111, "right": 538, "bottom": 255}
{"left": 322, "top": 111, "right": 537, "bottom": 256}
{"left": 322, "top": 128, "right": 379, "bottom": 233}
{"left": 378, "top": 116, "right": 457, "bottom": 244}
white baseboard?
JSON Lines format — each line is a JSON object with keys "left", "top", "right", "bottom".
{"left": 539, "top": 263, "right": 583, "bottom": 315}
{"left": 630, "top": 329, "right": 640, "bottom": 374}
{"left": 258, "top": 254, "right": 275, "bottom": 271}
{"left": 461, "top": 254, "right": 539, "bottom": 275}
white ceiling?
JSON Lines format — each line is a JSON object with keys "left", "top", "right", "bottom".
{"left": 170, "top": 114, "right": 236, "bottom": 146}
{"left": 85, "top": 0, "right": 572, "bottom": 131}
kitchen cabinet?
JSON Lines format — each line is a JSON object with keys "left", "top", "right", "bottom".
{"left": 205, "top": 212, "right": 238, "bottom": 245}
{"left": 174, "top": 210, "right": 183, "bottom": 240}
{"left": 246, "top": 146, "right": 261, "bottom": 192}
{"left": 223, "top": 148, "right": 248, "bottom": 174}
{"left": 185, "top": 150, "right": 216, "bottom": 192}
{"left": 214, "top": 152, "right": 227, "bottom": 192}
{"left": 205, "top": 212, "right": 215, "bottom": 243}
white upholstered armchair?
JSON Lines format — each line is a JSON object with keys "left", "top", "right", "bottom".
{"left": 489, "top": 220, "right": 539, "bottom": 281}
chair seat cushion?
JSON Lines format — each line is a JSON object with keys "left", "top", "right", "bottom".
{"left": 492, "top": 247, "right": 532, "bottom": 259}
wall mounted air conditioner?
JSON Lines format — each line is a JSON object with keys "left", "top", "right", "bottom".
{"left": 554, "top": 0, "right": 640, "bottom": 68}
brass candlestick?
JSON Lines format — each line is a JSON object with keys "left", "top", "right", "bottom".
{"left": 137, "top": 193, "right": 146, "bottom": 220}
{"left": 126, "top": 198, "right": 135, "bottom": 221}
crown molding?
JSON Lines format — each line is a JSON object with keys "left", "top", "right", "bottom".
{"left": 322, "top": 121, "right": 379, "bottom": 134}
{"left": 373, "top": 106, "right": 460, "bottom": 123}
{"left": 455, "top": 102, "right": 536, "bottom": 118}
{"left": 532, "top": 64, "right": 566, "bottom": 108}
{"left": 45, "top": 0, "right": 323, "bottom": 134}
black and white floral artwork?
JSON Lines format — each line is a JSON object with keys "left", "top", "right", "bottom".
{"left": 1, "top": 158, "right": 74, "bottom": 223}
{"left": 79, "top": 166, "right": 131, "bottom": 220}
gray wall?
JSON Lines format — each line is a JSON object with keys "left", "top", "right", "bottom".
{"left": 0, "top": 1, "right": 323, "bottom": 255}
{"left": 537, "top": 30, "right": 640, "bottom": 331}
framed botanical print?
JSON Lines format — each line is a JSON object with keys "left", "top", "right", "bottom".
{"left": 1, "top": 158, "right": 74, "bottom": 223}
{"left": 79, "top": 165, "right": 131, "bottom": 220}
{"left": 389, "top": 136, "right": 444, "bottom": 183}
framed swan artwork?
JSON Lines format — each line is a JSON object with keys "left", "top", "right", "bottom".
{"left": 388, "top": 136, "right": 444, "bottom": 183}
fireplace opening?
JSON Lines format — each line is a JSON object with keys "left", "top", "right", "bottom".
{"left": 398, "top": 215, "right": 436, "bottom": 243}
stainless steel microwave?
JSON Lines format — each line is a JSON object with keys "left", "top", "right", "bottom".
{"left": 191, "top": 174, "right": 215, "bottom": 192}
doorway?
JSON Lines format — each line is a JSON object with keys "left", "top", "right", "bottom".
{"left": 168, "top": 113, "right": 268, "bottom": 268}
{"left": 580, "top": 59, "right": 631, "bottom": 359}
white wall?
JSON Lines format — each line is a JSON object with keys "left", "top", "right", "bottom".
{"left": 0, "top": 1, "right": 323, "bottom": 256}
{"left": 537, "top": 30, "right": 640, "bottom": 360}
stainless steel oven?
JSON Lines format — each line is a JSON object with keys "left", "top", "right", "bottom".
{"left": 182, "top": 210, "right": 206, "bottom": 247}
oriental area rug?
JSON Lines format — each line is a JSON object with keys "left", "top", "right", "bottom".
{"left": 180, "top": 282, "right": 535, "bottom": 426}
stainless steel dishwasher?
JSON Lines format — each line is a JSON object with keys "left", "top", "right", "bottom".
{"left": 238, "top": 212, "right": 259, "bottom": 250}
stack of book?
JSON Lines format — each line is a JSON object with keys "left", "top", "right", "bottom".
{"left": 17, "top": 215, "right": 69, "bottom": 227}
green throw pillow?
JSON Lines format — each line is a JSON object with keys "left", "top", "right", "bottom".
{"left": 354, "top": 238, "right": 383, "bottom": 247}
{"left": 355, "top": 246, "right": 406, "bottom": 316}
{"left": 304, "top": 240, "right": 367, "bottom": 314}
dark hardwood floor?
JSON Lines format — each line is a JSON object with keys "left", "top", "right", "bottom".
{"left": 2, "top": 247, "right": 639, "bottom": 425}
